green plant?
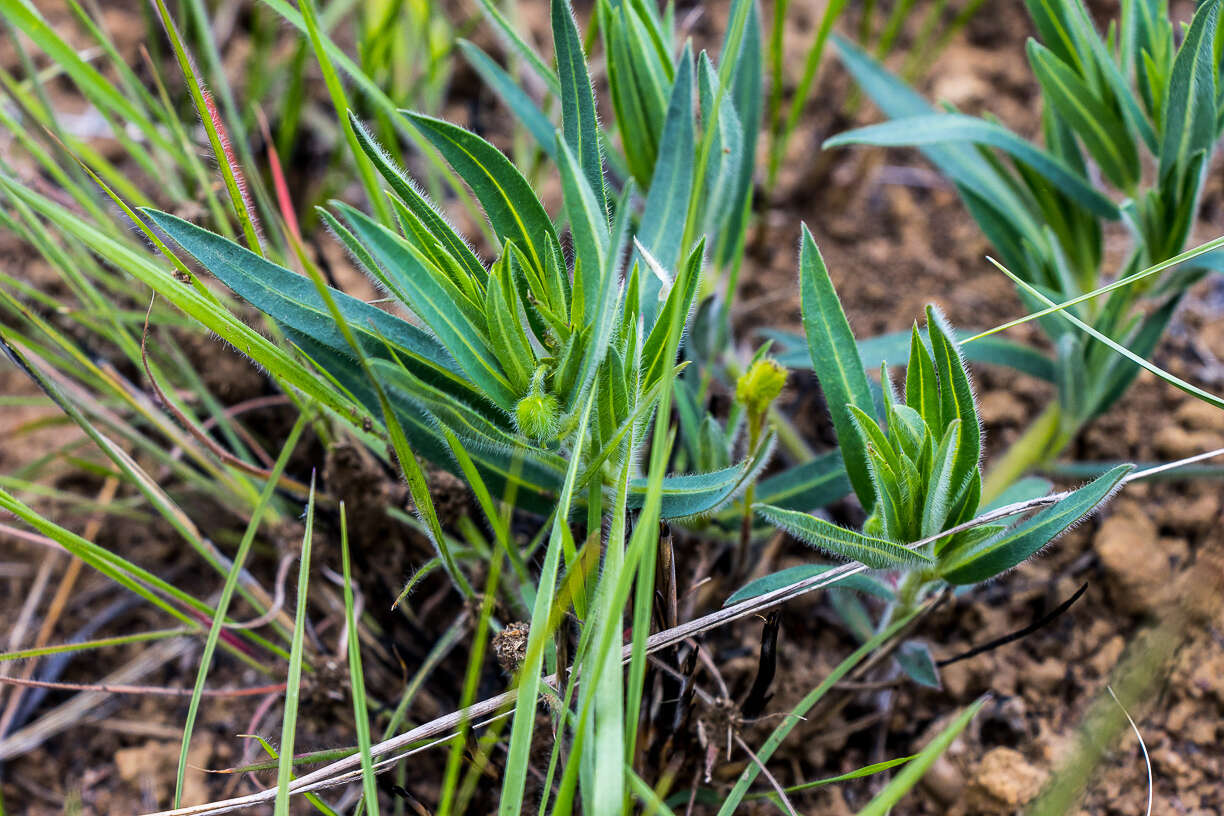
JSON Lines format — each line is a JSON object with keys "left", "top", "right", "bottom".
{"left": 730, "top": 229, "right": 1133, "bottom": 688}
{"left": 824, "top": 0, "right": 1224, "bottom": 500}
{"left": 5, "top": 0, "right": 1221, "bottom": 812}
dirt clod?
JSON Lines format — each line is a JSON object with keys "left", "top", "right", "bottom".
{"left": 1093, "top": 502, "right": 1170, "bottom": 615}
{"left": 965, "top": 747, "right": 1047, "bottom": 813}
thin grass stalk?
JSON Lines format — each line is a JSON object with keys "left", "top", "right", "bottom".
{"left": 766, "top": 0, "right": 848, "bottom": 190}
{"left": 298, "top": 0, "right": 394, "bottom": 225}
{"left": 273, "top": 475, "right": 317, "bottom": 816}
{"left": 149, "top": 0, "right": 263, "bottom": 254}
{"left": 499, "top": 392, "right": 596, "bottom": 816}
{"left": 437, "top": 550, "right": 502, "bottom": 816}
{"left": 171, "top": 414, "right": 308, "bottom": 807}
{"left": 339, "top": 504, "right": 381, "bottom": 816}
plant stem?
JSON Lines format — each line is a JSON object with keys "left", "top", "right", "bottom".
{"left": 980, "top": 401, "right": 1066, "bottom": 505}
{"left": 878, "top": 570, "right": 926, "bottom": 635}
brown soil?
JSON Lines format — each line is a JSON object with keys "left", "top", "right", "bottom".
{"left": 2, "top": 0, "right": 1223, "bottom": 814}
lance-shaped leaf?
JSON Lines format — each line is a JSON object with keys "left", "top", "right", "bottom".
{"left": 637, "top": 42, "right": 695, "bottom": 311}
{"left": 832, "top": 36, "right": 1044, "bottom": 251}
{"left": 485, "top": 248, "right": 536, "bottom": 394}
{"left": 767, "top": 326, "right": 1057, "bottom": 382}
{"left": 602, "top": 0, "right": 669, "bottom": 185}
{"left": 753, "top": 504, "right": 934, "bottom": 569}
{"left": 141, "top": 209, "right": 478, "bottom": 402}
{"left": 926, "top": 308, "right": 981, "bottom": 495}
{"left": 349, "top": 113, "right": 487, "bottom": 286}
{"left": 714, "top": 0, "right": 762, "bottom": 266}
{"left": 941, "top": 465, "right": 1132, "bottom": 584}
{"left": 904, "top": 325, "right": 941, "bottom": 428}
{"left": 1158, "top": 0, "right": 1219, "bottom": 183}
{"left": 338, "top": 204, "right": 519, "bottom": 410}
{"left": 557, "top": 134, "right": 610, "bottom": 329}
{"left": 799, "top": 224, "right": 877, "bottom": 509}
{"left": 404, "top": 111, "right": 558, "bottom": 277}
{"left": 1027, "top": 40, "right": 1139, "bottom": 191}
{"left": 639, "top": 430, "right": 774, "bottom": 519}
{"left": 920, "top": 419, "right": 962, "bottom": 539}
{"left": 552, "top": 0, "right": 606, "bottom": 214}
{"left": 696, "top": 51, "right": 744, "bottom": 238}
{"left": 825, "top": 114, "right": 1119, "bottom": 220}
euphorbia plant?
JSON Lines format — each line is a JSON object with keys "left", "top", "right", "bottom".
{"left": 733, "top": 228, "right": 1131, "bottom": 686}
{"left": 825, "top": 0, "right": 1224, "bottom": 501}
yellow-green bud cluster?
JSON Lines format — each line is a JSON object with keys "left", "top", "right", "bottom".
{"left": 515, "top": 378, "right": 560, "bottom": 441}
{"left": 736, "top": 358, "right": 788, "bottom": 419}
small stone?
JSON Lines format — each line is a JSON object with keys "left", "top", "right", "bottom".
{"left": 1186, "top": 716, "right": 1218, "bottom": 746}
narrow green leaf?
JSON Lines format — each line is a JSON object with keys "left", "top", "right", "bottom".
{"left": 942, "top": 465, "right": 1132, "bottom": 584}
{"left": 904, "top": 325, "right": 941, "bottom": 427}
{"left": 404, "top": 111, "right": 558, "bottom": 277}
{"left": 799, "top": 225, "right": 877, "bottom": 509}
{"left": 638, "top": 42, "right": 695, "bottom": 302}
{"left": 1027, "top": 39, "right": 1138, "bottom": 190}
{"left": 557, "top": 135, "right": 611, "bottom": 329}
{"left": 753, "top": 503, "right": 934, "bottom": 569}
{"left": 349, "top": 114, "right": 488, "bottom": 286}
{"left": 1158, "top": 0, "right": 1220, "bottom": 182}
{"left": 485, "top": 250, "right": 537, "bottom": 394}
{"left": 856, "top": 696, "right": 989, "bottom": 816}
{"left": 337, "top": 204, "right": 520, "bottom": 410}
{"left": 927, "top": 308, "right": 981, "bottom": 493}
{"left": 173, "top": 416, "right": 308, "bottom": 807}
{"left": 274, "top": 477, "right": 315, "bottom": 816}
{"left": 989, "top": 257, "right": 1224, "bottom": 410}
{"left": 825, "top": 113, "right": 1119, "bottom": 220}
{"left": 339, "top": 505, "right": 380, "bottom": 816}
{"left": 552, "top": 0, "right": 607, "bottom": 214}
{"left": 920, "top": 419, "right": 963, "bottom": 539}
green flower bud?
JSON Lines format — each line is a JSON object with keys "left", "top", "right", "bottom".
{"left": 736, "top": 358, "right": 788, "bottom": 419}
{"left": 515, "top": 390, "right": 560, "bottom": 441}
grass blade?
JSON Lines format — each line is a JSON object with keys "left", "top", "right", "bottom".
{"left": 339, "top": 504, "right": 380, "bottom": 816}
{"left": 172, "top": 414, "right": 309, "bottom": 807}
{"left": 274, "top": 475, "right": 317, "bottom": 816}
{"left": 855, "top": 696, "right": 989, "bottom": 815}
